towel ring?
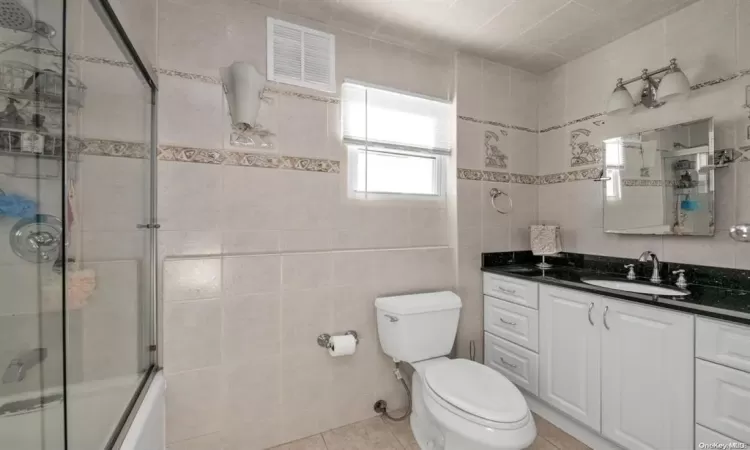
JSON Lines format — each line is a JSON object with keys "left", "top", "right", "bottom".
{"left": 490, "top": 188, "right": 512, "bottom": 214}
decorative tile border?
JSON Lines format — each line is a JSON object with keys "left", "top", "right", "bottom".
{"left": 458, "top": 115, "right": 537, "bottom": 134}
{"left": 7, "top": 42, "right": 750, "bottom": 132}
{"left": 540, "top": 113, "right": 606, "bottom": 133}
{"left": 158, "top": 68, "right": 220, "bottom": 84}
{"left": 622, "top": 179, "right": 663, "bottom": 187}
{"left": 67, "top": 139, "right": 339, "bottom": 173}
{"left": 280, "top": 156, "right": 340, "bottom": 173}
{"left": 159, "top": 145, "right": 339, "bottom": 173}
{"left": 73, "top": 138, "right": 149, "bottom": 159}
{"left": 224, "top": 151, "right": 280, "bottom": 168}
{"left": 457, "top": 168, "right": 508, "bottom": 182}
{"left": 510, "top": 173, "right": 538, "bottom": 185}
{"left": 457, "top": 169, "right": 538, "bottom": 185}
{"left": 538, "top": 167, "right": 603, "bottom": 185}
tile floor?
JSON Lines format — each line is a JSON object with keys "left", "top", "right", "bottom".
{"left": 269, "top": 413, "right": 590, "bottom": 450}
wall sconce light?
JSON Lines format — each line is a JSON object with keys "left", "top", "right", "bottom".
{"left": 606, "top": 58, "right": 690, "bottom": 116}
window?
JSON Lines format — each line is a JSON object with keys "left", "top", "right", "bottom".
{"left": 342, "top": 81, "right": 452, "bottom": 198}
{"left": 604, "top": 138, "right": 624, "bottom": 200}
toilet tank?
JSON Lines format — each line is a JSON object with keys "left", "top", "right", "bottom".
{"left": 375, "top": 291, "right": 461, "bottom": 363}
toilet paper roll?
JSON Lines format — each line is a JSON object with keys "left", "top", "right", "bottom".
{"left": 328, "top": 334, "right": 357, "bottom": 357}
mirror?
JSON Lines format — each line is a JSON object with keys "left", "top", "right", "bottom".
{"left": 602, "top": 118, "right": 715, "bottom": 236}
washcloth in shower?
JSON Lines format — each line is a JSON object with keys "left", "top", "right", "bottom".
{"left": 0, "top": 194, "right": 37, "bottom": 218}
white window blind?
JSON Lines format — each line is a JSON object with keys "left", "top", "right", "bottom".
{"left": 342, "top": 82, "right": 453, "bottom": 155}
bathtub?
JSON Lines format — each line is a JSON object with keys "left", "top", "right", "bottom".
{"left": 0, "top": 371, "right": 165, "bottom": 450}
{"left": 120, "top": 371, "right": 165, "bottom": 450}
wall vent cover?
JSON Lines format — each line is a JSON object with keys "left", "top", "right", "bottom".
{"left": 267, "top": 18, "right": 335, "bottom": 93}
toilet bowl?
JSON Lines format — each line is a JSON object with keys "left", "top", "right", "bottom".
{"left": 374, "top": 291, "right": 536, "bottom": 450}
{"left": 410, "top": 358, "right": 536, "bottom": 450}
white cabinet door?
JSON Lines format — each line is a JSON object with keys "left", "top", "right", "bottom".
{"left": 539, "top": 285, "right": 602, "bottom": 431}
{"left": 601, "top": 299, "right": 694, "bottom": 450}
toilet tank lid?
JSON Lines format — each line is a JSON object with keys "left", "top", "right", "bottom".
{"left": 375, "top": 291, "right": 461, "bottom": 315}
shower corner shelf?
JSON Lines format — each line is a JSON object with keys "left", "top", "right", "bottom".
{"left": 0, "top": 127, "right": 68, "bottom": 179}
{"left": 0, "top": 61, "right": 87, "bottom": 110}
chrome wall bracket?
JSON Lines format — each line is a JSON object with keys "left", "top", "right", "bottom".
{"left": 317, "top": 330, "right": 358, "bottom": 349}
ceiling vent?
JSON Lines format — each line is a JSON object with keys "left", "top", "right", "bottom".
{"left": 267, "top": 18, "right": 335, "bottom": 93}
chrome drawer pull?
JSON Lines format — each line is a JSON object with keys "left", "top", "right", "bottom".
{"left": 495, "top": 286, "right": 517, "bottom": 295}
{"left": 499, "top": 317, "right": 517, "bottom": 326}
{"left": 500, "top": 357, "right": 518, "bottom": 369}
{"left": 603, "top": 306, "right": 610, "bottom": 330}
{"left": 588, "top": 302, "right": 594, "bottom": 326}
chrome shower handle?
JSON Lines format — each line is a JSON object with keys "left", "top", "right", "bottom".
{"left": 588, "top": 302, "right": 594, "bottom": 326}
{"left": 603, "top": 306, "right": 610, "bottom": 330}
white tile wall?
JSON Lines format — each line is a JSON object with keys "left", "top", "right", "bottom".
{"left": 453, "top": 53, "right": 541, "bottom": 362}
{"left": 162, "top": 248, "right": 454, "bottom": 448}
{"left": 157, "top": 3, "right": 457, "bottom": 449}
{"left": 535, "top": 0, "right": 750, "bottom": 268}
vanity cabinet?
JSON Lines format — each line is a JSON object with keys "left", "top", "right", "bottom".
{"left": 695, "top": 317, "right": 750, "bottom": 446}
{"left": 539, "top": 286, "right": 602, "bottom": 430}
{"left": 600, "top": 298, "right": 694, "bottom": 450}
{"left": 483, "top": 273, "right": 541, "bottom": 396}
{"left": 484, "top": 275, "right": 697, "bottom": 450}
{"left": 538, "top": 285, "right": 694, "bottom": 450}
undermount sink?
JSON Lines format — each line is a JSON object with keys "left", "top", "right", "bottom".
{"left": 581, "top": 277, "right": 690, "bottom": 297}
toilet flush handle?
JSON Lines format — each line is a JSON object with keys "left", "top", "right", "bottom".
{"left": 384, "top": 314, "right": 399, "bottom": 322}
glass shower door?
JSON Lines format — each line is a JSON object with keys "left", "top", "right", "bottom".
{"left": 0, "top": 0, "right": 157, "bottom": 447}
{"left": 64, "top": 0, "right": 157, "bottom": 448}
{"left": 0, "top": 0, "right": 67, "bottom": 449}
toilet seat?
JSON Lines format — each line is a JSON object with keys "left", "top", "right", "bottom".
{"left": 423, "top": 359, "right": 531, "bottom": 430}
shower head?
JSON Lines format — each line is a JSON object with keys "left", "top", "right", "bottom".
{"left": 0, "top": 0, "right": 33, "bottom": 31}
{"left": 0, "top": 0, "right": 55, "bottom": 38}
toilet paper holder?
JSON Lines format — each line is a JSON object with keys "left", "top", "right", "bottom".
{"left": 317, "top": 330, "right": 359, "bottom": 349}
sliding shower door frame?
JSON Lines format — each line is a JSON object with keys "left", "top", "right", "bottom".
{"left": 68, "top": 1, "right": 160, "bottom": 448}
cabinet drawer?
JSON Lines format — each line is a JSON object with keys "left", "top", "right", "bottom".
{"left": 697, "top": 317, "right": 750, "bottom": 373}
{"left": 696, "top": 359, "right": 750, "bottom": 443}
{"left": 695, "top": 425, "right": 747, "bottom": 450}
{"left": 484, "top": 332, "right": 539, "bottom": 396}
{"left": 484, "top": 295, "right": 539, "bottom": 352}
{"left": 483, "top": 273, "right": 539, "bottom": 309}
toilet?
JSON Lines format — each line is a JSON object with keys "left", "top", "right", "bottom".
{"left": 375, "top": 291, "right": 536, "bottom": 450}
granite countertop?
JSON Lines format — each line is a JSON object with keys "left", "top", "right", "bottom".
{"left": 482, "top": 263, "right": 750, "bottom": 326}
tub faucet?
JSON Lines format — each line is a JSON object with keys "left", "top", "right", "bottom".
{"left": 638, "top": 251, "right": 661, "bottom": 284}
{"left": 2, "top": 348, "right": 47, "bottom": 383}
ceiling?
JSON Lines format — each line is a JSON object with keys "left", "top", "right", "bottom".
{"left": 264, "top": 0, "right": 700, "bottom": 74}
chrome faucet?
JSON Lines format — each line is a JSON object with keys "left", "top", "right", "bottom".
{"left": 638, "top": 251, "right": 661, "bottom": 284}
{"left": 2, "top": 348, "right": 47, "bottom": 383}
